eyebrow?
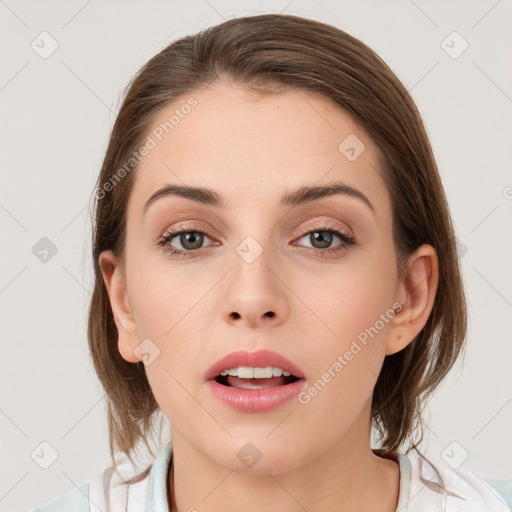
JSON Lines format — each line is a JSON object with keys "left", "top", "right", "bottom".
{"left": 143, "top": 181, "right": 374, "bottom": 214}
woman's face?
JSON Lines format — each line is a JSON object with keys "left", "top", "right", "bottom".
{"left": 102, "top": 79, "right": 412, "bottom": 473}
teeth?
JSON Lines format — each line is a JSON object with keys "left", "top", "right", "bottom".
{"left": 238, "top": 366, "right": 254, "bottom": 378}
{"left": 219, "top": 366, "right": 291, "bottom": 378}
{"left": 254, "top": 367, "right": 272, "bottom": 378}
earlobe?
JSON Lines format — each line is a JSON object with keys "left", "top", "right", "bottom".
{"left": 386, "top": 244, "right": 439, "bottom": 356}
{"left": 99, "top": 250, "right": 140, "bottom": 363}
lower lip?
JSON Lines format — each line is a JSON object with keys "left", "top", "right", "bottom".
{"left": 206, "top": 379, "right": 305, "bottom": 413}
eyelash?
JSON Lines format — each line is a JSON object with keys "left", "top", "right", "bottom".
{"left": 157, "top": 222, "right": 356, "bottom": 259}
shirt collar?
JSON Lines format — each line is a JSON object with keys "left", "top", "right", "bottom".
{"left": 145, "top": 442, "right": 173, "bottom": 512}
{"left": 145, "top": 443, "right": 411, "bottom": 512}
{"left": 372, "top": 448, "right": 411, "bottom": 511}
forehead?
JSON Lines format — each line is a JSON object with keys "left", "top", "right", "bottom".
{"left": 126, "top": 79, "right": 389, "bottom": 218}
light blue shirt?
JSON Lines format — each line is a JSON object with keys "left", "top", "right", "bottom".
{"left": 33, "top": 442, "right": 512, "bottom": 511}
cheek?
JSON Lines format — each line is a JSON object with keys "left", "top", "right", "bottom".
{"left": 294, "top": 241, "right": 398, "bottom": 347}
{"left": 292, "top": 243, "right": 398, "bottom": 400}
{"left": 126, "top": 244, "right": 206, "bottom": 336}
{"left": 293, "top": 301, "right": 394, "bottom": 444}
{"left": 124, "top": 249, "right": 214, "bottom": 404}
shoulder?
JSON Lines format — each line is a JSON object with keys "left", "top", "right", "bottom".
{"left": 31, "top": 449, "right": 159, "bottom": 512}
{"left": 32, "top": 481, "right": 92, "bottom": 512}
{"left": 479, "top": 477, "right": 512, "bottom": 508}
{"left": 403, "top": 449, "right": 512, "bottom": 510}
{"left": 31, "top": 465, "right": 110, "bottom": 512}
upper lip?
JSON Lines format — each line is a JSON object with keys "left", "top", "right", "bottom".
{"left": 205, "top": 349, "right": 306, "bottom": 381}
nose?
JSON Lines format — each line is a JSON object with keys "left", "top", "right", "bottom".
{"left": 229, "top": 309, "right": 276, "bottom": 321}
{"left": 222, "top": 242, "right": 289, "bottom": 329}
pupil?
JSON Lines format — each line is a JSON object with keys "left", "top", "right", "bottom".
{"left": 181, "top": 232, "right": 203, "bottom": 250}
{"left": 311, "top": 231, "right": 332, "bottom": 249}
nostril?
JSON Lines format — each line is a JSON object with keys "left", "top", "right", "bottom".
{"left": 265, "top": 311, "right": 275, "bottom": 318}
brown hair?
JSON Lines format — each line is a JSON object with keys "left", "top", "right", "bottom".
{"left": 87, "top": 13, "right": 467, "bottom": 477}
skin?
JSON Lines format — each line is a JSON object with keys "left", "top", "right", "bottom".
{"left": 100, "top": 78, "right": 438, "bottom": 512}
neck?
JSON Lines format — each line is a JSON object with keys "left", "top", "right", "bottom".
{"left": 167, "top": 408, "right": 399, "bottom": 512}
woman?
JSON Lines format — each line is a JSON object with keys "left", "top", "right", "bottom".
{"left": 34, "top": 13, "right": 511, "bottom": 512}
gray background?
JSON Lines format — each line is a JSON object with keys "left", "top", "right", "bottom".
{"left": 1, "top": 1, "right": 511, "bottom": 511}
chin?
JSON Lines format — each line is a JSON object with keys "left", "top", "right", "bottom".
{"left": 203, "top": 437, "right": 306, "bottom": 476}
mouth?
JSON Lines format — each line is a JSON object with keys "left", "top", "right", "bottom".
{"left": 214, "top": 366, "right": 301, "bottom": 389}
{"left": 205, "top": 349, "right": 306, "bottom": 413}
{"left": 205, "top": 348, "right": 306, "bottom": 383}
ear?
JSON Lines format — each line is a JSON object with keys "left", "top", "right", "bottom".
{"left": 385, "top": 244, "right": 439, "bottom": 356}
{"left": 99, "top": 250, "right": 140, "bottom": 363}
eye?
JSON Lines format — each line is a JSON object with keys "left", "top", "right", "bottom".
{"left": 157, "top": 223, "right": 216, "bottom": 258}
{"left": 295, "top": 225, "right": 355, "bottom": 255}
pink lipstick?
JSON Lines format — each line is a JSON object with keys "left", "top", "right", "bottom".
{"left": 205, "top": 349, "right": 306, "bottom": 413}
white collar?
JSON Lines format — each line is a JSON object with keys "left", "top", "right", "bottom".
{"left": 92, "top": 443, "right": 508, "bottom": 511}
